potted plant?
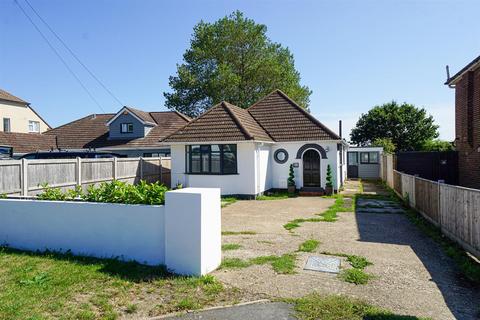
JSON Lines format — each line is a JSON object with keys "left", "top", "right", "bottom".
{"left": 287, "top": 164, "right": 296, "bottom": 194}
{"left": 325, "top": 164, "right": 333, "bottom": 195}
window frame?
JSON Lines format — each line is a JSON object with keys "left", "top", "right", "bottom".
{"left": 28, "top": 120, "right": 40, "bottom": 133}
{"left": 120, "top": 123, "right": 134, "bottom": 133}
{"left": 360, "top": 151, "right": 379, "bottom": 164}
{"left": 185, "top": 144, "right": 238, "bottom": 175}
{"left": 3, "top": 118, "right": 11, "bottom": 133}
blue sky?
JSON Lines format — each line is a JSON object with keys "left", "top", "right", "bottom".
{"left": 1, "top": 0, "right": 479, "bottom": 140}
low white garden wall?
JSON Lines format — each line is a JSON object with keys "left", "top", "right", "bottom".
{"left": 0, "top": 188, "right": 221, "bottom": 276}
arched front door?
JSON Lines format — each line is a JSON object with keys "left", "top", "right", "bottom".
{"left": 303, "top": 149, "right": 321, "bottom": 187}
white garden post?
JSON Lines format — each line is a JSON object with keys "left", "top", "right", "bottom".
{"left": 164, "top": 188, "right": 221, "bottom": 276}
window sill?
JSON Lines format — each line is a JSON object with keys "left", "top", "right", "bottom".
{"left": 184, "top": 172, "right": 239, "bottom": 176}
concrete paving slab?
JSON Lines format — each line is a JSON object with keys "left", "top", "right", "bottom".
{"left": 160, "top": 301, "right": 295, "bottom": 320}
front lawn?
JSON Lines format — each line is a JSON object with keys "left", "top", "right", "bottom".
{"left": 0, "top": 247, "right": 245, "bottom": 320}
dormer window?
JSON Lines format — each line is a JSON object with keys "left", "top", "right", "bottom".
{"left": 120, "top": 123, "right": 133, "bottom": 133}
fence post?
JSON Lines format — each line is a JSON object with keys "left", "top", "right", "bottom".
{"left": 76, "top": 157, "right": 82, "bottom": 187}
{"left": 140, "top": 157, "right": 144, "bottom": 180}
{"left": 159, "top": 156, "right": 163, "bottom": 183}
{"left": 112, "top": 157, "right": 117, "bottom": 180}
{"left": 21, "top": 159, "right": 28, "bottom": 196}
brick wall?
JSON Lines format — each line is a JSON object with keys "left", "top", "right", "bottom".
{"left": 455, "top": 67, "right": 480, "bottom": 189}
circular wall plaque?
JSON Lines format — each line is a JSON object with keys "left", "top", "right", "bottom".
{"left": 274, "top": 149, "right": 289, "bottom": 164}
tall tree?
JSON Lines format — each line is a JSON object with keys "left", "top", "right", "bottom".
{"left": 164, "top": 11, "right": 311, "bottom": 117}
{"left": 350, "top": 101, "right": 439, "bottom": 151}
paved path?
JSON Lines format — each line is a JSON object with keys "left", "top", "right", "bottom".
{"left": 162, "top": 302, "right": 295, "bottom": 320}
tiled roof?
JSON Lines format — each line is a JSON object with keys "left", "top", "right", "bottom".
{"left": 0, "top": 132, "right": 57, "bottom": 153}
{"left": 162, "top": 90, "right": 340, "bottom": 143}
{"left": 45, "top": 111, "right": 190, "bottom": 149}
{"left": 248, "top": 90, "right": 340, "bottom": 141}
{"left": 445, "top": 55, "right": 480, "bottom": 85}
{"left": 0, "top": 88, "right": 28, "bottom": 104}
{"left": 125, "top": 106, "right": 157, "bottom": 125}
{"left": 161, "top": 102, "right": 273, "bottom": 142}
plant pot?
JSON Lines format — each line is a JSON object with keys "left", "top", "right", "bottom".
{"left": 288, "top": 185, "right": 296, "bottom": 194}
{"left": 325, "top": 186, "right": 333, "bottom": 196}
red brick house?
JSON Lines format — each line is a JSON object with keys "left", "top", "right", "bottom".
{"left": 446, "top": 55, "right": 480, "bottom": 189}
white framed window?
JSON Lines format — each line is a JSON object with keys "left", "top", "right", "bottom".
{"left": 3, "top": 118, "right": 10, "bottom": 132}
{"left": 28, "top": 120, "right": 40, "bottom": 133}
{"left": 120, "top": 123, "right": 134, "bottom": 133}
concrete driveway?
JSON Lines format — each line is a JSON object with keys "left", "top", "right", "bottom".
{"left": 214, "top": 184, "right": 480, "bottom": 320}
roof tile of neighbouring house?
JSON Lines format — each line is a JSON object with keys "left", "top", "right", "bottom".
{"left": 445, "top": 55, "right": 480, "bottom": 85}
{"left": 45, "top": 111, "right": 190, "bottom": 149}
{"left": 0, "top": 132, "right": 57, "bottom": 153}
{"left": 161, "top": 101, "right": 274, "bottom": 142}
{"left": 161, "top": 90, "right": 339, "bottom": 143}
{"left": 0, "top": 88, "right": 28, "bottom": 104}
{"left": 125, "top": 106, "right": 157, "bottom": 125}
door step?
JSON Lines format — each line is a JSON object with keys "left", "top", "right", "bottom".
{"left": 299, "top": 187, "right": 325, "bottom": 196}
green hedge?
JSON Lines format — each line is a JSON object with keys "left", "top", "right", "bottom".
{"left": 37, "top": 180, "right": 168, "bottom": 205}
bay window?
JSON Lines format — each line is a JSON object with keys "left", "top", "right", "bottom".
{"left": 186, "top": 144, "right": 237, "bottom": 174}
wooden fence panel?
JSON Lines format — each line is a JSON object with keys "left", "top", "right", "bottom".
{"left": 28, "top": 160, "right": 77, "bottom": 190}
{"left": 393, "top": 170, "right": 402, "bottom": 195}
{"left": 414, "top": 178, "right": 439, "bottom": 223}
{"left": 0, "top": 157, "right": 169, "bottom": 196}
{"left": 0, "top": 160, "right": 21, "bottom": 194}
{"left": 81, "top": 159, "right": 114, "bottom": 184}
{"left": 401, "top": 174, "right": 415, "bottom": 207}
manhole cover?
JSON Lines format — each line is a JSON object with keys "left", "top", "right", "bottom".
{"left": 304, "top": 256, "right": 340, "bottom": 274}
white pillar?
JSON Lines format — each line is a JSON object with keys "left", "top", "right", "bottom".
{"left": 164, "top": 188, "right": 221, "bottom": 276}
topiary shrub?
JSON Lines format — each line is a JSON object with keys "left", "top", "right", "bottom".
{"left": 288, "top": 164, "right": 295, "bottom": 187}
{"left": 326, "top": 164, "right": 333, "bottom": 189}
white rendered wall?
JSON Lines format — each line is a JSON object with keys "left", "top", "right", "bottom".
{"left": 0, "top": 200, "right": 165, "bottom": 265}
{"left": 170, "top": 143, "right": 257, "bottom": 195}
{"left": 254, "top": 143, "right": 272, "bottom": 194}
{"left": 0, "top": 188, "right": 222, "bottom": 275}
{"left": 270, "top": 141, "right": 341, "bottom": 190}
{"left": 165, "top": 188, "right": 221, "bottom": 275}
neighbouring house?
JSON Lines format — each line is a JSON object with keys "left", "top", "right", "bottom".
{"left": 347, "top": 146, "right": 383, "bottom": 179}
{"left": 446, "top": 55, "right": 480, "bottom": 189}
{"left": 161, "top": 90, "right": 348, "bottom": 197}
{"left": 44, "top": 106, "right": 190, "bottom": 157}
{"left": 0, "top": 88, "right": 51, "bottom": 134}
{"left": 0, "top": 88, "right": 55, "bottom": 156}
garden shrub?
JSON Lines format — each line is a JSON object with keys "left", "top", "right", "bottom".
{"left": 37, "top": 180, "right": 168, "bottom": 205}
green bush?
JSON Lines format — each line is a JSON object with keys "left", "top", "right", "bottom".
{"left": 288, "top": 164, "right": 295, "bottom": 187}
{"left": 325, "top": 165, "right": 333, "bottom": 189}
{"left": 37, "top": 180, "right": 168, "bottom": 205}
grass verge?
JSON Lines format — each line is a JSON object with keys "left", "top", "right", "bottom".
{"left": 221, "top": 197, "right": 237, "bottom": 208}
{"left": 221, "top": 230, "right": 257, "bottom": 235}
{"left": 221, "top": 254, "right": 297, "bottom": 274}
{"left": 283, "top": 195, "right": 354, "bottom": 231}
{"left": 256, "top": 191, "right": 296, "bottom": 200}
{"left": 298, "top": 239, "right": 320, "bottom": 252}
{"left": 321, "top": 251, "right": 373, "bottom": 285}
{"left": 0, "top": 247, "right": 244, "bottom": 319}
{"left": 222, "top": 243, "right": 242, "bottom": 251}
{"left": 288, "top": 293, "right": 429, "bottom": 320}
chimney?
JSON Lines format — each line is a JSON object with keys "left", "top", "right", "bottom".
{"left": 339, "top": 120, "right": 342, "bottom": 139}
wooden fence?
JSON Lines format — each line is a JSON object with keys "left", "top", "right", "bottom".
{"left": 0, "top": 157, "right": 171, "bottom": 197}
{"left": 380, "top": 155, "right": 480, "bottom": 259}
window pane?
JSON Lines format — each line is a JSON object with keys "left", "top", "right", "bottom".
{"left": 369, "top": 152, "right": 379, "bottom": 163}
{"left": 191, "top": 153, "right": 201, "bottom": 173}
{"left": 360, "top": 152, "right": 369, "bottom": 163}
{"left": 223, "top": 144, "right": 236, "bottom": 153}
{"left": 211, "top": 152, "right": 220, "bottom": 173}
{"left": 211, "top": 145, "right": 220, "bottom": 152}
{"left": 223, "top": 152, "right": 236, "bottom": 173}
{"left": 201, "top": 152, "right": 210, "bottom": 172}
{"left": 191, "top": 145, "right": 200, "bottom": 153}
{"left": 347, "top": 153, "right": 357, "bottom": 165}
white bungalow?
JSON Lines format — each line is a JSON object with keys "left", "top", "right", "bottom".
{"left": 161, "top": 90, "right": 348, "bottom": 197}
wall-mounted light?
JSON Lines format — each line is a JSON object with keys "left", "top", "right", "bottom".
{"left": 325, "top": 146, "right": 330, "bottom": 152}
